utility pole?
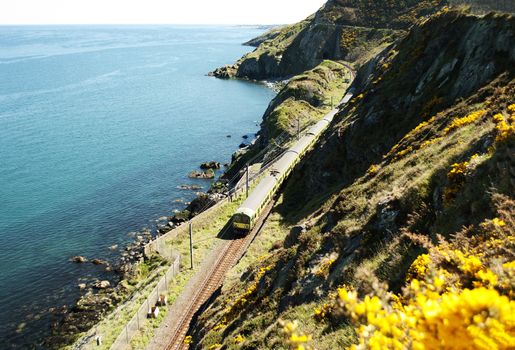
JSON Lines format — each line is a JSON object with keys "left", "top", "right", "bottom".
{"left": 297, "top": 118, "right": 300, "bottom": 139}
{"left": 189, "top": 221, "right": 193, "bottom": 269}
{"left": 246, "top": 163, "right": 249, "bottom": 198}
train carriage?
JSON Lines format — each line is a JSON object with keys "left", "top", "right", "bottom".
{"left": 232, "top": 92, "right": 353, "bottom": 233}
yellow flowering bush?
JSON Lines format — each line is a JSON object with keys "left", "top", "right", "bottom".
{"left": 313, "top": 303, "right": 331, "bottom": 321}
{"left": 212, "top": 322, "right": 226, "bottom": 331}
{"left": 443, "top": 161, "right": 470, "bottom": 204}
{"left": 386, "top": 116, "right": 436, "bottom": 159}
{"left": 406, "top": 254, "right": 430, "bottom": 281}
{"left": 387, "top": 107, "right": 490, "bottom": 162}
{"left": 315, "top": 255, "right": 337, "bottom": 277}
{"left": 280, "top": 320, "right": 312, "bottom": 350}
{"left": 367, "top": 164, "right": 379, "bottom": 177}
{"left": 223, "top": 264, "right": 272, "bottom": 322}
{"left": 303, "top": 195, "right": 515, "bottom": 350}
{"left": 233, "top": 334, "right": 245, "bottom": 344}
{"left": 492, "top": 112, "right": 514, "bottom": 143}
{"left": 341, "top": 30, "right": 357, "bottom": 46}
{"left": 443, "top": 109, "right": 487, "bottom": 134}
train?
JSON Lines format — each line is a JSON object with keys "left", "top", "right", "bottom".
{"left": 232, "top": 92, "right": 354, "bottom": 233}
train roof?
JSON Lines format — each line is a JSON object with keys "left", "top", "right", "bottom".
{"left": 272, "top": 151, "right": 298, "bottom": 175}
{"left": 340, "top": 93, "right": 354, "bottom": 104}
{"left": 238, "top": 175, "right": 277, "bottom": 213}
{"left": 234, "top": 207, "right": 255, "bottom": 218}
{"left": 307, "top": 119, "right": 330, "bottom": 136}
{"left": 289, "top": 134, "right": 315, "bottom": 155}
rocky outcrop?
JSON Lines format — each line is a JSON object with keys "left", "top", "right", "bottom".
{"left": 71, "top": 256, "right": 87, "bottom": 263}
{"left": 189, "top": 169, "right": 215, "bottom": 179}
{"left": 92, "top": 280, "right": 110, "bottom": 290}
{"left": 200, "top": 161, "right": 221, "bottom": 170}
{"left": 91, "top": 259, "right": 108, "bottom": 266}
{"left": 210, "top": 0, "right": 448, "bottom": 81}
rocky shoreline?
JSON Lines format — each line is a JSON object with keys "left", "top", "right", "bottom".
{"left": 45, "top": 151, "right": 248, "bottom": 348}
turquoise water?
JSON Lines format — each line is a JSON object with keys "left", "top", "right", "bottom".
{"left": 0, "top": 25, "right": 275, "bottom": 348}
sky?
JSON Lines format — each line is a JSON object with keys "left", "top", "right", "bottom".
{"left": 0, "top": 0, "right": 327, "bottom": 25}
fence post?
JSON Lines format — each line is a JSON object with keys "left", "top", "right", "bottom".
{"left": 246, "top": 163, "right": 249, "bottom": 198}
{"left": 189, "top": 222, "right": 194, "bottom": 269}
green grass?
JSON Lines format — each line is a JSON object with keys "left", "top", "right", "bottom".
{"left": 264, "top": 60, "right": 351, "bottom": 140}
{"left": 224, "top": 198, "right": 291, "bottom": 289}
{"left": 69, "top": 187, "right": 257, "bottom": 350}
{"left": 190, "top": 80, "right": 513, "bottom": 349}
{"left": 122, "top": 179, "right": 271, "bottom": 349}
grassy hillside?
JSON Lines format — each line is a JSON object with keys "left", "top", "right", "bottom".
{"left": 223, "top": 59, "right": 352, "bottom": 180}
{"left": 210, "top": 0, "right": 448, "bottom": 80}
{"left": 192, "top": 9, "right": 514, "bottom": 349}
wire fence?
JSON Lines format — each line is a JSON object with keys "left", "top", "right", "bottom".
{"left": 109, "top": 255, "right": 181, "bottom": 350}
{"left": 73, "top": 255, "right": 180, "bottom": 350}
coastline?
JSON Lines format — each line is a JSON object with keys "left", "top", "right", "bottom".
{"left": 45, "top": 93, "right": 275, "bottom": 350}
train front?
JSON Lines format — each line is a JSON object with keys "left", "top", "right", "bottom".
{"left": 232, "top": 208, "right": 254, "bottom": 234}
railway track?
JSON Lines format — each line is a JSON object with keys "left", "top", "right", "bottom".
{"left": 164, "top": 200, "right": 275, "bottom": 350}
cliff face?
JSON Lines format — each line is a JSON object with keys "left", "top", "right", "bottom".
{"left": 210, "top": 0, "right": 448, "bottom": 81}
{"left": 194, "top": 10, "right": 514, "bottom": 349}
{"left": 300, "top": 9, "right": 515, "bottom": 197}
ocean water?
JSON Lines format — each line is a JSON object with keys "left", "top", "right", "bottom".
{"left": 0, "top": 25, "right": 275, "bottom": 348}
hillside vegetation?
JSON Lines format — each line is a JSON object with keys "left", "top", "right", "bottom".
{"left": 210, "top": 0, "right": 448, "bottom": 81}
{"left": 193, "top": 9, "right": 514, "bottom": 350}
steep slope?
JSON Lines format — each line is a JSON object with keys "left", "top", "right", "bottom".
{"left": 192, "top": 10, "right": 514, "bottom": 349}
{"left": 223, "top": 59, "right": 352, "bottom": 180}
{"left": 210, "top": 0, "right": 448, "bottom": 80}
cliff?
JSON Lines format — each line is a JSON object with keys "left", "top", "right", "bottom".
{"left": 210, "top": 0, "right": 449, "bottom": 81}
{"left": 193, "top": 9, "right": 515, "bottom": 349}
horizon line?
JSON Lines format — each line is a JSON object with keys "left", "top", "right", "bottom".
{"left": 0, "top": 22, "right": 285, "bottom": 27}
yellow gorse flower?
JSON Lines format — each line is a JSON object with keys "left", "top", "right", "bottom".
{"left": 312, "top": 211, "right": 515, "bottom": 350}
{"left": 233, "top": 334, "right": 245, "bottom": 344}
{"left": 444, "top": 110, "right": 487, "bottom": 134}
{"left": 493, "top": 218, "right": 506, "bottom": 227}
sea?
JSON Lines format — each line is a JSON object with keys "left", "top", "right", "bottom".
{"left": 0, "top": 25, "right": 276, "bottom": 348}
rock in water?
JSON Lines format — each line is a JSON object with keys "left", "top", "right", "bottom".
{"left": 200, "top": 161, "right": 221, "bottom": 170}
{"left": 91, "top": 259, "right": 108, "bottom": 266}
{"left": 92, "top": 280, "right": 110, "bottom": 289}
{"left": 189, "top": 169, "right": 215, "bottom": 179}
{"left": 71, "top": 256, "right": 87, "bottom": 263}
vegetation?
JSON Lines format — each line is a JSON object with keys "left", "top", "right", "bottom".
{"left": 211, "top": 0, "right": 448, "bottom": 81}
{"left": 192, "top": 8, "right": 515, "bottom": 350}
{"left": 226, "top": 59, "right": 351, "bottom": 178}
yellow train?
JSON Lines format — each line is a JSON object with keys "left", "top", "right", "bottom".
{"left": 232, "top": 92, "right": 354, "bottom": 233}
